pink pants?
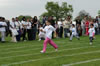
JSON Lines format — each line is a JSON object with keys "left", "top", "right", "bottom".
{"left": 43, "top": 37, "right": 58, "bottom": 52}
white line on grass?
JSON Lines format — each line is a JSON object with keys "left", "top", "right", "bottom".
{"left": 0, "top": 42, "right": 83, "bottom": 54}
{"left": 63, "top": 58, "right": 100, "bottom": 66}
{"left": 0, "top": 42, "right": 66, "bottom": 51}
{"left": 2, "top": 48, "right": 100, "bottom": 66}
{"left": 0, "top": 41, "right": 66, "bottom": 48}
{"left": 0, "top": 46, "right": 95, "bottom": 60}
{"left": 0, "top": 44, "right": 68, "bottom": 54}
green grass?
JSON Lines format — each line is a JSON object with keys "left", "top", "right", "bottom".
{"left": 0, "top": 35, "right": 100, "bottom": 66}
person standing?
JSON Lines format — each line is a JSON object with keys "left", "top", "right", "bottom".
{"left": 57, "top": 19, "right": 63, "bottom": 38}
{"left": 0, "top": 17, "right": 7, "bottom": 43}
{"left": 81, "top": 18, "right": 86, "bottom": 36}
{"left": 26, "top": 19, "right": 32, "bottom": 41}
{"left": 10, "top": 18, "right": 18, "bottom": 42}
{"left": 21, "top": 17, "right": 27, "bottom": 41}
{"left": 63, "top": 17, "right": 71, "bottom": 38}
{"left": 32, "top": 16, "right": 38, "bottom": 40}
{"left": 85, "top": 19, "right": 89, "bottom": 36}
{"left": 15, "top": 17, "right": 22, "bottom": 41}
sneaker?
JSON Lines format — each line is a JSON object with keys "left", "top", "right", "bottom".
{"left": 55, "top": 49, "right": 58, "bottom": 52}
{"left": 90, "top": 42, "right": 92, "bottom": 45}
{"left": 40, "top": 50, "right": 45, "bottom": 53}
{"left": 38, "top": 39, "right": 41, "bottom": 41}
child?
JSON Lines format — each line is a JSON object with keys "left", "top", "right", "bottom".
{"left": 88, "top": 24, "right": 95, "bottom": 45}
{"left": 70, "top": 24, "right": 80, "bottom": 41}
{"left": 40, "top": 20, "right": 58, "bottom": 53}
{"left": 38, "top": 24, "right": 45, "bottom": 41}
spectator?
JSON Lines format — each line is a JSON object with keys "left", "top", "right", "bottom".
{"left": 63, "top": 17, "right": 71, "bottom": 38}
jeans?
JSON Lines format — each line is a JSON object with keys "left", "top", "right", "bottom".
{"left": 64, "top": 28, "right": 70, "bottom": 38}
{"left": 89, "top": 37, "right": 93, "bottom": 42}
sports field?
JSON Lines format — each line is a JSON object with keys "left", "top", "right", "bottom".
{"left": 0, "top": 35, "right": 100, "bottom": 66}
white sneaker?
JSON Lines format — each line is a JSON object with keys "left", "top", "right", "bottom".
{"left": 38, "top": 39, "right": 41, "bottom": 41}
{"left": 55, "top": 49, "right": 58, "bottom": 52}
{"left": 40, "top": 50, "right": 45, "bottom": 53}
{"left": 90, "top": 42, "right": 92, "bottom": 45}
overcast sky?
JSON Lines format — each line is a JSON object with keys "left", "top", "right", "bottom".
{"left": 0, "top": 0, "right": 100, "bottom": 20}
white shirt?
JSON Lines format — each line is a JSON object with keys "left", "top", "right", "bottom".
{"left": 0, "top": 21, "right": 7, "bottom": 32}
{"left": 57, "top": 21, "right": 63, "bottom": 28}
{"left": 27, "top": 22, "right": 31, "bottom": 29}
{"left": 15, "top": 21, "right": 21, "bottom": 30}
{"left": 88, "top": 27, "right": 95, "bottom": 37}
{"left": 10, "top": 21, "right": 16, "bottom": 30}
{"left": 39, "top": 27, "right": 45, "bottom": 35}
{"left": 70, "top": 27, "right": 77, "bottom": 35}
{"left": 94, "top": 23, "right": 98, "bottom": 28}
{"left": 21, "top": 21, "right": 28, "bottom": 29}
{"left": 43, "top": 25, "right": 55, "bottom": 39}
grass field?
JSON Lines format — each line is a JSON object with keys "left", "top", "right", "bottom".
{"left": 0, "top": 35, "right": 100, "bottom": 66}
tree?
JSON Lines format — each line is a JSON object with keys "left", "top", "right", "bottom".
{"left": 40, "top": 2, "right": 73, "bottom": 21}
{"left": 18, "top": 15, "right": 32, "bottom": 21}
{"left": 98, "top": 10, "right": 100, "bottom": 16}
{"left": 75, "top": 10, "right": 90, "bottom": 21}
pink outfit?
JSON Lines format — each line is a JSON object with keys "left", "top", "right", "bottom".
{"left": 43, "top": 37, "right": 58, "bottom": 52}
{"left": 85, "top": 21, "right": 89, "bottom": 36}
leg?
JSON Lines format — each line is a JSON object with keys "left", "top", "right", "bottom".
{"left": 1, "top": 31, "right": 5, "bottom": 42}
{"left": 49, "top": 39, "right": 58, "bottom": 49}
{"left": 64, "top": 28, "right": 67, "bottom": 38}
{"left": 70, "top": 34, "right": 74, "bottom": 40}
{"left": 42, "top": 38, "right": 49, "bottom": 52}
{"left": 75, "top": 34, "right": 80, "bottom": 40}
{"left": 23, "top": 29, "right": 25, "bottom": 41}
{"left": 90, "top": 37, "right": 93, "bottom": 43}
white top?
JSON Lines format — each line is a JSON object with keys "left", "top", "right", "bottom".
{"left": 57, "top": 21, "right": 63, "bottom": 28}
{"left": 10, "top": 21, "right": 16, "bottom": 30}
{"left": 88, "top": 27, "right": 95, "bottom": 37}
{"left": 39, "top": 27, "right": 45, "bottom": 35}
{"left": 70, "top": 27, "right": 77, "bottom": 35}
{"left": 0, "top": 21, "right": 7, "bottom": 32}
{"left": 43, "top": 25, "right": 55, "bottom": 39}
{"left": 21, "top": 21, "right": 28, "bottom": 29}
{"left": 15, "top": 21, "right": 21, "bottom": 30}
{"left": 27, "top": 22, "right": 31, "bottom": 29}
{"left": 94, "top": 23, "right": 98, "bottom": 28}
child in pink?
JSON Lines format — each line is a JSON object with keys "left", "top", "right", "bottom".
{"left": 40, "top": 20, "right": 58, "bottom": 53}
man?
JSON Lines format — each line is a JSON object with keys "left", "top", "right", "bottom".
{"left": 0, "top": 17, "right": 7, "bottom": 43}
{"left": 63, "top": 16, "right": 71, "bottom": 38}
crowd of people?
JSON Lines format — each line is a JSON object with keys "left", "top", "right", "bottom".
{"left": 0, "top": 15, "right": 100, "bottom": 45}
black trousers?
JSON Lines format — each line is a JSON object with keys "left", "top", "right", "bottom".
{"left": 22, "top": 29, "right": 27, "bottom": 41}
{"left": 27, "top": 29, "right": 32, "bottom": 40}
{"left": 16, "top": 30, "right": 21, "bottom": 41}
{"left": 58, "top": 26, "right": 63, "bottom": 38}
{"left": 32, "top": 27, "right": 37, "bottom": 40}
{"left": 89, "top": 37, "right": 93, "bottom": 42}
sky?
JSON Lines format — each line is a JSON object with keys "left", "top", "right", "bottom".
{"left": 0, "top": 0, "right": 100, "bottom": 20}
